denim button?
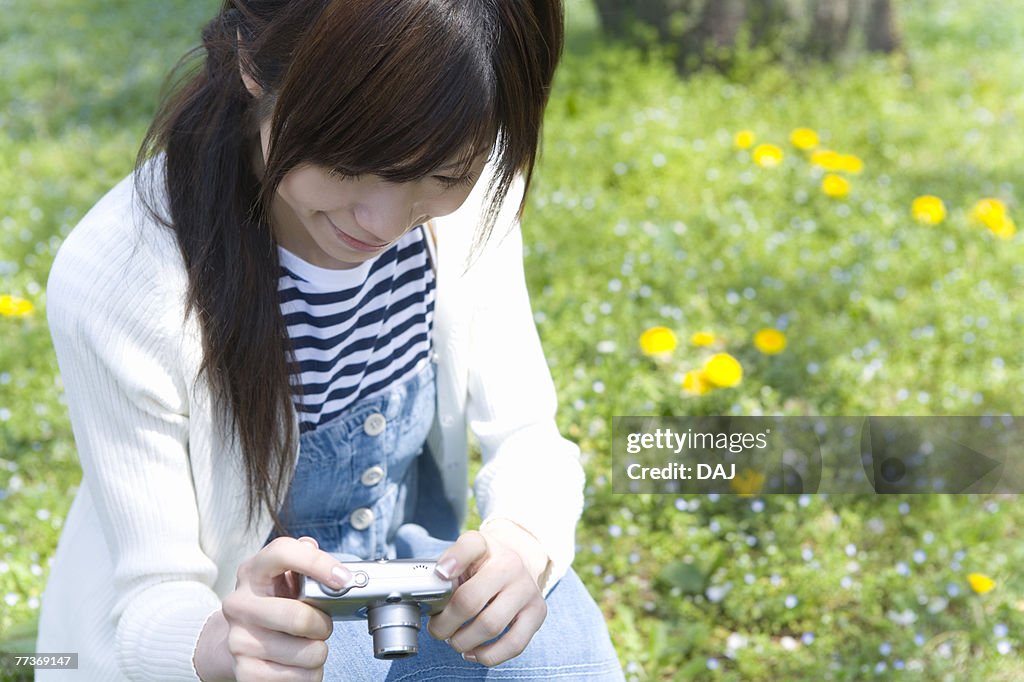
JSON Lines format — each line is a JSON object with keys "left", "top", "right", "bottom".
{"left": 360, "top": 465, "right": 385, "bottom": 487}
{"left": 364, "top": 413, "right": 386, "bottom": 436}
{"left": 350, "top": 507, "right": 375, "bottom": 530}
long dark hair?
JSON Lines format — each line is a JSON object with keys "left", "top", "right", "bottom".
{"left": 133, "top": 0, "right": 564, "bottom": 535}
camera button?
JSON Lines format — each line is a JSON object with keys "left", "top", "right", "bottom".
{"left": 353, "top": 571, "right": 369, "bottom": 587}
{"left": 360, "top": 465, "right": 385, "bottom": 486}
{"left": 350, "top": 507, "right": 375, "bottom": 530}
{"left": 363, "top": 413, "right": 387, "bottom": 436}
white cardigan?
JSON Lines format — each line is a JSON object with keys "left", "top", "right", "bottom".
{"left": 36, "top": 154, "right": 584, "bottom": 681}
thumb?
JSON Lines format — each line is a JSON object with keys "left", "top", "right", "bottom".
{"left": 434, "top": 530, "right": 489, "bottom": 582}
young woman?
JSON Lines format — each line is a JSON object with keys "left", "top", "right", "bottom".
{"left": 37, "top": 1, "right": 623, "bottom": 680}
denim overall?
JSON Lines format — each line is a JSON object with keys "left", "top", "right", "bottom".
{"left": 268, "top": 358, "right": 625, "bottom": 680}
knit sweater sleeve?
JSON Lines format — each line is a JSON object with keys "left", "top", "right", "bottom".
{"left": 46, "top": 217, "right": 220, "bottom": 681}
{"left": 464, "top": 174, "right": 585, "bottom": 594}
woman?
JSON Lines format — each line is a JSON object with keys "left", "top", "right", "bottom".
{"left": 37, "top": 0, "right": 623, "bottom": 680}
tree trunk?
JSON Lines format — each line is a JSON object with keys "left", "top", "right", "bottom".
{"left": 594, "top": 0, "right": 902, "bottom": 74}
{"left": 865, "top": 0, "right": 900, "bottom": 53}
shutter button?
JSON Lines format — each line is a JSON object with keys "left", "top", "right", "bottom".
{"left": 350, "top": 507, "right": 375, "bottom": 530}
{"left": 360, "top": 465, "right": 385, "bottom": 487}
{"left": 363, "top": 413, "right": 386, "bottom": 436}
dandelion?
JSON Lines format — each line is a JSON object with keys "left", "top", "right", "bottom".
{"left": 810, "top": 149, "right": 842, "bottom": 171}
{"left": 690, "top": 330, "right": 717, "bottom": 347}
{"left": 0, "top": 295, "right": 34, "bottom": 317}
{"left": 734, "top": 130, "right": 756, "bottom": 149}
{"left": 970, "top": 198, "right": 1017, "bottom": 240}
{"left": 911, "top": 195, "right": 946, "bottom": 225}
{"left": 703, "top": 353, "right": 743, "bottom": 387}
{"left": 821, "top": 174, "right": 850, "bottom": 198}
{"left": 752, "top": 143, "right": 784, "bottom": 168}
{"left": 753, "top": 328, "right": 787, "bottom": 354}
{"left": 682, "top": 369, "right": 713, "bottom": 396}
{"left": 639, "top": 326, "right": 677, "bottom": 357}
{"left": 836, "top": 154, "right": 864, "bottom": 174}
{"left": 730, "top": 468, "right": 765, "bottom": 496}
{"left": 790, "top": 128, "right": 819, "bottom": 150}
{"left": 967, "top": 572, "right": 996, "bottom": 594}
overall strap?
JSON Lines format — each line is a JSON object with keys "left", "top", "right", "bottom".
{"left": 422, "top": 220, "right": 438, "bottom": 274}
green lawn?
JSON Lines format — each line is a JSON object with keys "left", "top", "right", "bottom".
{"left": 2, "top": 0, "right": 1022, "bottom": 680}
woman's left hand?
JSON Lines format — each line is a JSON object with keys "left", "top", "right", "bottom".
{"left": 426, "top": 522, "right": 550, "bottom": 666}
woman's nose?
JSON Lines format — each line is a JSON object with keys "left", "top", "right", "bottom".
{"left": 351, "top": 181, "right": 417, "bottom": 242}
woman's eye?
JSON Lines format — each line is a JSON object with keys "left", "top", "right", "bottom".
{"left": 433, "top": 174, "right": 474, "bottom": 189}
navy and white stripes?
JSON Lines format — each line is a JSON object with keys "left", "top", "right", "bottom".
{"left": 278, "top": 225, "right": 435, "bottom": 433}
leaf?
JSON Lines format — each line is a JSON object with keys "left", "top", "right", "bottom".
{"left": 658, "top": 560, "right": 706, "bottom": 595}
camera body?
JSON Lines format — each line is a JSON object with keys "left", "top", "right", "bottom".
{"left": 300, "top": 558, "right": 454, "bottom": 659}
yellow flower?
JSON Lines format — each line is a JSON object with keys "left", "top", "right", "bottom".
{"left": 734, "top": 130, "right": 757, "bottom": 149}
{"left": 703, "top": 352, "right": 743, "bottom": 387}
{"left": 990, "top": 215, "right": 1017, "bottom": 240}
{"left": 790, "top": 128, "right": 819, "bottom": 150}
{"left": 821, "top": 174, "right": 850, "bottom": 198}
{"left": 967, "top": 572, "right": 996, "bottom": 594}
{"left": 752, "top": 143, "right": 784, "bottom": 168}
{"left": 639, "top": 326, "right": 678, "bottom": 357}
{"left": 730, "top": 468, "right": 766, "bottom": 496}
{"left": 836, "top": 154, "right": 864, "bottom": 174}
{"left": 682, "top": 369, "right": 713, "bottom": 396}
{"left": 810, "top": 149, "right": 842, "bottom": 171}
{"left": 0, "top": 295, "right": 34, "bottom": 317}
{"left": 971, "top": 198, "right": 1017, "bottom": 239}
{"left": 690, "top": 330, "right": 717, "bottom": 347}
{"left": 911, "top": 195, "right": 946, "bottom": 225}
{"left": 753, "top": 328, "right": 787, "bottom": 354}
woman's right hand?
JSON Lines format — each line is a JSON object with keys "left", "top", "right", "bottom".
{"left": 194, "top": 536, "right": 353, "bottom": 681}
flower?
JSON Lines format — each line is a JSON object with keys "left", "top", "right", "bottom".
{"left": 752, "top": 143, "right": 784, "bottom": 168}
{"left": 967, "top": 572, "right": 996, "bottom": 594}
{"left": 971, "top": 198, "right": 1017, "bottom": 240}
{"left": 734, "top": 130, "right": 757, "bottom": 149}
{"left": 810, "top": 149, "right": 842, "bottom": 171}
{"left": 690, "top": 330, "right": 717, "bottom": 347}
{"left": 0, "top": 295, "right": 34, "bottom": 317}
{"left": 911, "top": 195, "right": 946, "bottom": 225}
{"left": 753, "top": 328, "right": 787, "bottom": 354}
{"left": 682, "top": 369, "right": 713, "bottom": 396}
{"left": 836, "top": 154, "right": 864, "bottom": 174}
{"left": 731, "top": 468, "right": 766, "bottom": 496}
{"left": 821, "top": 174, "right": 850, "bottom": 198}
{"left": 790, "top": 128, "right": 819, "bottom": 150}
{"left": 639, "top": 326, "right": 678, "bottom": 357}
{"left": 703, "top": 353, "right": 743, "bottom": 387}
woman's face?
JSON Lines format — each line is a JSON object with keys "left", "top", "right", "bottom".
{"left": 252, "top": 116, "right": 490, "bottom": 270}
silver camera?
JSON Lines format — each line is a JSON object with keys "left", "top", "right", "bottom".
{"left": 299, "top": 558, "right": 454, "bottom": 659}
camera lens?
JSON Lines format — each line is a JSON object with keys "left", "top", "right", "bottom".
{"left": 366, "top": 603, "right": 421, "bottom": 659}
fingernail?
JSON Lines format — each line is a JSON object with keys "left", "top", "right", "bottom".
{"left": 462, "top": 653, "right": 478, "bottom": 663}
{"left": 331, "top": 566, "right": 353, "bottom": 589}
{"left": 435, "top": 557, "right": 456, "bottom": 579}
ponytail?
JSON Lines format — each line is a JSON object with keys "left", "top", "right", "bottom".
{"left": 134, "top": 3, "right": 296, "bottom": 537}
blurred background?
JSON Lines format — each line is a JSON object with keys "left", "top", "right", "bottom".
{"left": 1, "top": 0, "right": 1022, "bottom": 679}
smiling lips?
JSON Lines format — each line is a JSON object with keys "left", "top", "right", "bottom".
{"left": 324, "top": 214, "right": 390, "bottom": 252}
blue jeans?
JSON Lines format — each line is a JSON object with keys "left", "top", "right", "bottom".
{"left": 270, "top": 361, "right": 625, "bottom": 680}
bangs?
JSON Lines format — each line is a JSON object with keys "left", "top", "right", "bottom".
{"left": 267, "top": 0, "right": 500, "bottom": 183}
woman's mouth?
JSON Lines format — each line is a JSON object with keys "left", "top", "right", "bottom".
{"left": 325, "top": 215, "right": 390, "bottom": 252}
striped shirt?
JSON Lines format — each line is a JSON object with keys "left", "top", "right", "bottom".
{"left": 278, "top": 225, "right": 435, "bottom": 433}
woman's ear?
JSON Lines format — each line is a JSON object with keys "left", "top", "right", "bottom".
{"left": 236, "top": 28, "right": 262, "bottom": 98}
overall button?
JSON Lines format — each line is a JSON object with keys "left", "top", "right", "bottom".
{"left": 350, "top": 507, "right": 375, "bottom": 530}
{"left": 360, "top": 465, "right": 385, "bottom": 487}
{"left": 363, "top": 413, "right": 386, "bottom": 436}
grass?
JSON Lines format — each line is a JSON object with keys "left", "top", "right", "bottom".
{"left": 2, "top": 0, "right": 1023, "bottom": 680}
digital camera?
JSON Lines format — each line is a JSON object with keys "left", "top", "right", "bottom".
{"left": 300, "top": 558, "right": 454, "bottom": 659}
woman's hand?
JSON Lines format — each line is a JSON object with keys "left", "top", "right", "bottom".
{"left": 194, "top": 536, "right": 354, "bottom": 681}
{"left": 426, "top": 522, "right": 551, "bottom": 667}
